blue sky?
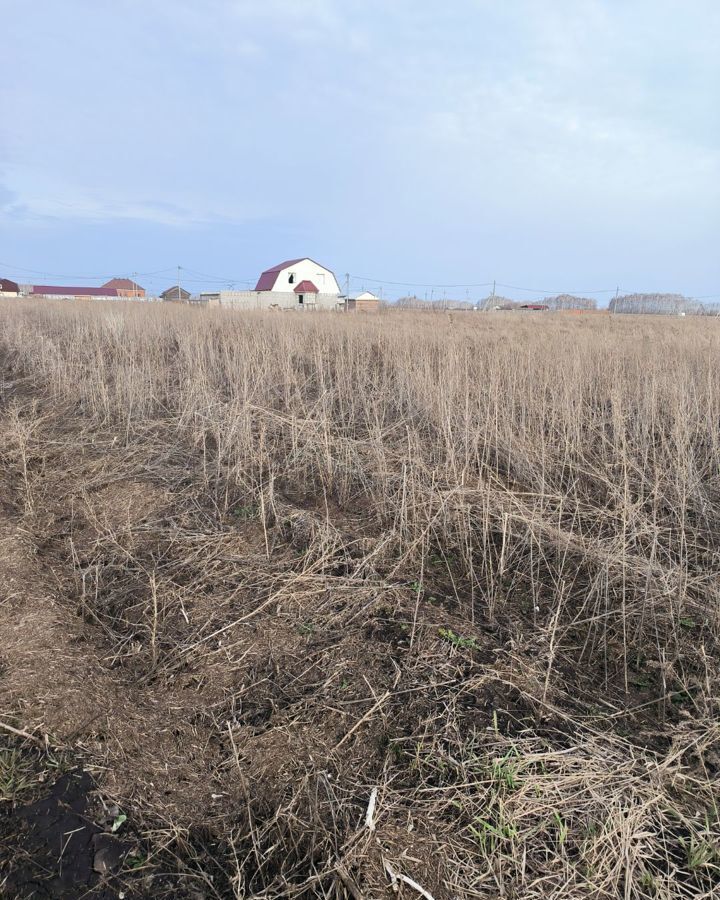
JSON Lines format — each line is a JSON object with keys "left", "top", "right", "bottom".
{"left": 1, "top": 0, "right": 718, "bottom": 301}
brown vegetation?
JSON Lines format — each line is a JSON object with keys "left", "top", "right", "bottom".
{"left": 1, "top": 301, "right": 719, "bottom": 898}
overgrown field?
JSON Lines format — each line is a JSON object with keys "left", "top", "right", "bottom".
{"left": 1, "top": 301, "right": 719, "bottom": 899}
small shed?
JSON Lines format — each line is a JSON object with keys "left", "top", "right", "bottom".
{"left": 160, "top": 285, "right": 191, "bottom": 302}
{"left": 347, "top": 291, "right": 380, "bottom": 313}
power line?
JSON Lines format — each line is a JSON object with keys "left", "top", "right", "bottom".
{"left": 2, "top": 258, "right": 715, "bottom": 301}
{"left": 495, "top": 282, "right": 618, "bottom": 296}
{"left": 0, "top": 261, "right": 179, "bottom": 281}
{"left": 350, "top": 274, "right": 621, "bottom": 295}
{"left": 350, "top": 275, "right": 495, "bottom": 288}
{"left": 179, "top": 266, "right": 256, "bottom": 284}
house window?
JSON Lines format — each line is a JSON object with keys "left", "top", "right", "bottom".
{"left": 298, "top": 294, "right": 304, "bottom": 305}
{"left": 289, "top": 273, "right": 295, "bottom": 284}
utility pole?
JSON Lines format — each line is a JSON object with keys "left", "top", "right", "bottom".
{"left": 178, "top": 265, "right": 182, "bottom": 301}
{"left": 345, "top": 273, "right": 350, "bottom": 299}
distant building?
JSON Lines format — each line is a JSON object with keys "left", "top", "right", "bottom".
{"left": 347, "top": 291, "right": 380, "bottom": 313}
{"left": 30, "top": 285, "right": 119, "bottom": 300}
{"left": 160, "top": 285, "right": 191, "bottom": 302}
{"left": 544, "top": 294, "right": 597, "bottom": 311}
{"left": 518, "top": 304, "right": 549, "bottom": 311}
{"left": 0, "top": 278, "right": 20, "bottom": 296}
{"left": 205, "top": 258, "right": 343, "bottom": 311}
{"left": 102, "top": 278, "right": 145, "bottom": 298}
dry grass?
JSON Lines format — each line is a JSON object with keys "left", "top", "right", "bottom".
{"left": 0, "top": 300, "right": 719, "bottom": 898}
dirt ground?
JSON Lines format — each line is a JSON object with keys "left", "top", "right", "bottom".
{"left": 1, "top": 326, "right": 719, "bottom": 899}
{"left": 0, "top": 374, "right": 472, "bottom": 898}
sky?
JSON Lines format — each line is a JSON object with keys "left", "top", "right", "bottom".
{"left": 1, "top": 0, "right": 718, "bottom": 302}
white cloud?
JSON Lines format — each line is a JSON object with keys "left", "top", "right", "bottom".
{"left": 0, "top": 165, "right": 268, "bottom": 228}
{"left": 2, "top": 0, "right": 718, "bottom": 235}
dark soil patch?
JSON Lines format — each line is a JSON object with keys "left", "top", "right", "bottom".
{"left": 0, "top": 768, "right": 129, "bottom": 899}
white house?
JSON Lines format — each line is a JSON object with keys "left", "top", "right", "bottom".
{"left": 203, "top": 258, "right": 343, "bottom": 311}
{"left": 255, "top": 258, "right": 341, "bottom": 296}
{"left": 0, "top": 278, "right": 20, "bottom": 297}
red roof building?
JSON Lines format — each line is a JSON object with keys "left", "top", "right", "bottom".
{"left": 255, "top": 259, "right": 306, "bottom": 292}
{"left": 254, "top": 258, "right": 341, "bottom": 296}
{"left": 31, "top": 285, "right": 119, "bottom": 297}
{"left": 102, "top": 278, "right": 145, "bottom": 297}
{"left": 0, "top": 278, "right": 20, "bottom": 294}
{"left": 294, "top": 280, "right": 319, "bottom": 294}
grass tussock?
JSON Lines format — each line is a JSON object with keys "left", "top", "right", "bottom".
{"left": 0, "top": 300, "right": 719, "bottom": 899}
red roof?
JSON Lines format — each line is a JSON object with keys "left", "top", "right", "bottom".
{"left": 255, "top": 259, "right": 305, "bottom": 292}
{"left": 0, "top": 278, "right": 19, "bottom": 292}
{"left": 102, "top": 278, "right": 144, "bottom": 292}
{"left": 294, "top": 280, "right": 319, "bottom": 294}
{"left": 31, "top": 285, "right": 119, "bottom": 297}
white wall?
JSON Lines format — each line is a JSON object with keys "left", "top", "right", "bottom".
{"left": 268, "top": 259, "right": 341, "bottom": 295}
{"left": 31, "top": 293, "right": 116, "bottom": 301}
{"left": 215, "top": 290, "right": 344, "bottom": 311}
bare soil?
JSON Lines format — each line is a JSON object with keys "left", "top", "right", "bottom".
{"left": 0, "top": 374, "right": 483, "bottom": 897}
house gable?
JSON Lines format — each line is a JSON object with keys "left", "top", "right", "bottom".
{"left": 255, "top": 258, "right": 339, "bottom": 294}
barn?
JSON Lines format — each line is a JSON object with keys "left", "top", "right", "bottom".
{"left": 204, "top": 258, "right": 343, "bottom": 311}
{"left": 255, "top": 259, "right": 341, "bottom": 296}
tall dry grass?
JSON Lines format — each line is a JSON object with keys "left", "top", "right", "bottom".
{"left": 1, "top": 300, "right": 719, "bottom": 898}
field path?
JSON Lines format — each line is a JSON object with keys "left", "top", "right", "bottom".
{"left": 0, "top": 515, "right": 117, "bottom": 742}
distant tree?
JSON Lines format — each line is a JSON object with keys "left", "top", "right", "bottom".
{"left": 396, "top": 295, "right": 425, "bottom": 309}
{"left": 544, "top": 294, "right": 597, "bottom": 311}
{"left": 394, "top": 295, "right": 477, "bottom": 311}
{"left": 609, "top": 293, "right": 702, "bottom": 315}
{"left": 699, "top": 302, "right": 720, "bottom": 316}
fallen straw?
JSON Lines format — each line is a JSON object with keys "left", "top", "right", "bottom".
{"left": 0, "top": 720, "right": 46, "bottom": 747}
{"left": 364, "top": 786, "right": 378, "bottom": 831}
{"left": 336, "top": 691, "right": 390, "bottom": 750}
{"left": 384, "top": 860, "right": 437, "bottom": 900}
